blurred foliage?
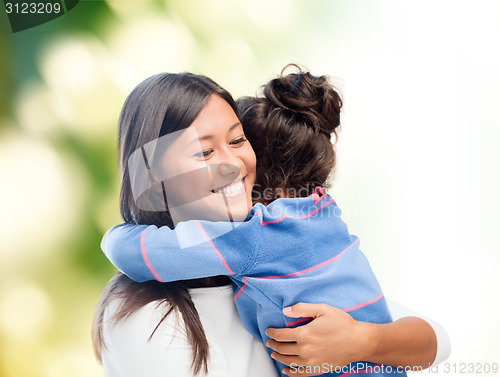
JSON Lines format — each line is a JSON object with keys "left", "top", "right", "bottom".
{"left": 0, "top": 1, "right": 349, "bottom": 375}
{"left": 1, "top": 2, "right": 120, "bottom": 377}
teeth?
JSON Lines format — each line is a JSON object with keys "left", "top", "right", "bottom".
{"left": 217, "top": 179, "right": 243, "bottom": 195}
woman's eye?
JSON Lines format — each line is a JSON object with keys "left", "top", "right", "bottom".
{"left": 194, "top": 150, "right": 214, "bottom": 159}
{"left": 230, "top": 137, "right": 247, "bottom": 146}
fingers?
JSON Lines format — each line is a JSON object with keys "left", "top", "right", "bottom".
{"left": 267, "top": 303, "right": 332, "bottom": 341}
{"left": 283, "top": 302, "right": 331, "bottom": 319}
{"left": 270, "top": 352, "right": 301, "bottom": 368}
{"left": 265, "top": 338, "right": 298, "bottom": 355}
{"left": 266, "top": 327, "right": 299, "bottom": 342}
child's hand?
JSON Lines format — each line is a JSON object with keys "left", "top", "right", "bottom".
{"left": 265, "top": 303, "right": 372, "bottom": 377}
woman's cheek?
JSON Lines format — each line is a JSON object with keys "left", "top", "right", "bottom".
{"left": 162, "top": 162, "right": 212, "bottom": 206}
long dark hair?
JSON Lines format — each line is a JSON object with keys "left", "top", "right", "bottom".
{"left": 238, "top": 64, "right": 342, "bottom": 204}
{"left": 92, "top": 73, "right": 238, "bottom": 375}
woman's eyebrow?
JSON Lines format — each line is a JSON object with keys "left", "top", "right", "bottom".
{"left": 228, "top": 121, "right": 242, "bottom": 131}
{"left": 187, "top": 122, "right": 241, "bottom": 146}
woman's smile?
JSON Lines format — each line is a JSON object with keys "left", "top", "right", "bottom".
{"left": 211, "top": 177, "right": 245, "bottom": 197}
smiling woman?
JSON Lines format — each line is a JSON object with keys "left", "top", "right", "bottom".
{"left": 151, "top": 94, "right": 256, "bottom": 224}
{"left": 93, "top": 72, "right": 275, "bottom": 376}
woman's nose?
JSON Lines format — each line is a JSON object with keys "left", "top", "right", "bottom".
{"left": 215, "top": 148, "right": 243, "bottom": 177}
{"left": 217, "top": 163, "right": 240, "bottom": 177}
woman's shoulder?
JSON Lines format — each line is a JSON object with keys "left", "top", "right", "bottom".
{"left": 103, "top": 299, "right": 185, "bottom": 347}
{"left": 100, "top": 287, "right": 279, "bottom": 377}
{"left": 103, "top": 285, "right": 236, "bottom": 340}
{"left": 101, "top": 299, "right": 195, "bottom": 376}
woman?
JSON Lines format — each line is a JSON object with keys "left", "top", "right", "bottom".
{"left": 92, "top": 71, "right": 449, "bottom": 377}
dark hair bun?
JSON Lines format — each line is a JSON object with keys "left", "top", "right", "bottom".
{"left": 263, "top": 64, "right": 342, "bottom": 136}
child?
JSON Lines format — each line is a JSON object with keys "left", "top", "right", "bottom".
{"left": 102, "top": 67, "right": 406, "bottom": 377}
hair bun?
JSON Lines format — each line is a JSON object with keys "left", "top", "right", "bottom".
{"left": 263, "top": 65, "right": 342, "bottom": 136}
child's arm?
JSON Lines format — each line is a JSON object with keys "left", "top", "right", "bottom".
{"left": 102, "top": 220, "right": 257, "bottom": 283}
{"left": 102, "top": 195, "right": 328, "bottom": 284}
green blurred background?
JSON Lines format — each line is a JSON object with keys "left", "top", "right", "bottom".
{"left": 1, "top": 1, "right": 499, "bottom": 376}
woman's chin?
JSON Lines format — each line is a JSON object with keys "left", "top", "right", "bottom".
{"left": 229, "top": 209, "right": 250, "bottom": 222}
{"left": 225, "top": 194, "right": 253, "bottom": 222}
{"left": 170, "top": 196, "right": 250, "bottom": 223}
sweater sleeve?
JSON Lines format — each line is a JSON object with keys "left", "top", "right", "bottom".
{"left": 101, "top": 220, "right": 257, "bottom": 283}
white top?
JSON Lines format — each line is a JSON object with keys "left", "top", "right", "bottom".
{"left": 101, "top": 285, "right": 450, "bottom": 377}
{"left": 102, "top": 285, "right": 279, "bottom": 377}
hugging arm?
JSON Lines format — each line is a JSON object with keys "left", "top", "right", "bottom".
{"left": 102, "top": 222, "right": 254, "bottom": 282}
{"left": 266, "top": 302, "right": 449, "bottom": 377}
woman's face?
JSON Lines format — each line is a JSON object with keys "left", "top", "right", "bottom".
{"left": 154, "top": 94, "right": 256, "bottom": 224}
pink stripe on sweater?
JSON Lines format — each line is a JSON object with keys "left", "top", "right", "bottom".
{"left": 234, "top": 283, "right": 247, "bottom": 301}
{"left": 342, "top": 293, "right": 384, "bottom": 313}
{"left": 257, "top": 199, "right": 335, "bottom": 226}
{"left": 285, "top": 317, "right": 313, "bottom": 327}
{"left": 140, "top": 229, "right": 163, "bottom": 282}
{"left": 310, "top": 186, "right": 325, "bottom": 204}
{"left": 252, "top": 238, "right": 360, "bottom": 280}
{"left": 195, "top": 220, "right": 235, "bottom": 275}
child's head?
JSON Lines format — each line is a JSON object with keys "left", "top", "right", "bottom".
{"left": 237, "top": 65, "right": 342, "bottom": 204}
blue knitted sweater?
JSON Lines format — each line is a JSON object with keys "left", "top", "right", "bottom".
{"left": 102, "top": 189, "right": 406, "bottom": 376}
